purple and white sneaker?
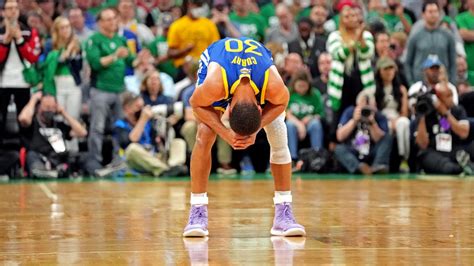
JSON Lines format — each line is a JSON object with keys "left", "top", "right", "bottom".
{"left": 183, "top": 205, "right": 209, "bottom": 237}
{"left": 271, "top": 203, "right": 306, "bottom": 236}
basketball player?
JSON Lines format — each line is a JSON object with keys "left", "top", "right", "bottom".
{"left": 183, "top": 37, "right": 306, "bottom": 237}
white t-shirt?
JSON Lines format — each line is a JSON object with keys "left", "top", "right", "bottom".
{"left": 0, "top": 42, "right": 29, "bottom": 88}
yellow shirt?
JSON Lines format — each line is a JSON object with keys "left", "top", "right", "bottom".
{"left": 167, "top": 16, "right": 220, "bottom": 67}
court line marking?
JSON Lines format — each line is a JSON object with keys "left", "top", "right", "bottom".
{"left": 38, "top": 183, "right": 58, "bottom": 202}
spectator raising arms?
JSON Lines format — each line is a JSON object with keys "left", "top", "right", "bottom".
{"left": 0, "top": 0, "right": 41, "bottom": 147}
{"left": 327, "top": 2, "right": 375, "bottom": 143}
{"left": 42, "top": 16, "right": 82, "bottom": 120}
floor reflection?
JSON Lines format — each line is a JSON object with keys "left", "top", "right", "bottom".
{"left": 271, "top": 237, "right": 306, "bottom": 265}
{"left": 183, "top": 237, "right": 209, "bottom": 266}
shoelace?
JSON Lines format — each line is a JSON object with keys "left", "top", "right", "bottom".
{"left": 276, "top": 204, "right": 296, "bottom": 227}
{"left": 189, "top": 206, "right": 207, "bottom": 225}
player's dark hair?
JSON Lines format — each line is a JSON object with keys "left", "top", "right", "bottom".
{"left": 229, "top": 102, "right": 261, "bottom": 136}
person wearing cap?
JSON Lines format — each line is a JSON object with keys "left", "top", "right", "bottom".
{"left": 334, "top": 90, "right": 393, "bottom": 175}
{"left": 408, "top": 54, "right": 459, "bottom": 110}
{"left": 405, "top": 0, "right": 457, "bottom": 85}
{"left": 374, "top": 57, "right": 410, "bottom": 163}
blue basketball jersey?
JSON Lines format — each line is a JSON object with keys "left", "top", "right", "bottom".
{"left": 197, "top": 37, "right": 274, "bottom": 111}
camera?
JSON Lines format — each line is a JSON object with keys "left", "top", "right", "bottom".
{"left": 361, "top": 107, "right": 373, "bottom": 118}
{"left": 151, "top": 102, "right": 184, "bottom": 119}
{"left": 414, "top": 91, "right": 438, "bottom": 116}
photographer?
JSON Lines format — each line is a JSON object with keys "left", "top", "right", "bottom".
{"left": 18, "top": 92, "right": 87, "bottom": 178}
{"left": 334, "top": 90, "right": 393, "bottom": 175}
{"left": 408, "top": 55, "right": 459, "bottom": 112}
{"left": 113, "top": 92, "right": 186, "bottom": 177}
{"left": 414, "top": 80, "right": 473, "bottom": 175}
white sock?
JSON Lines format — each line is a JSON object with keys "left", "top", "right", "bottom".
{"left": 274, "top": 191, "right": 292, "bottom": 204}
{"left": 190, "top": 192, "right": 208, "bottom": 206}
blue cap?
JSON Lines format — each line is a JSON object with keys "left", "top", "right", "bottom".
{"left": 422, "top": 54, "right": 443, "bottom": 69}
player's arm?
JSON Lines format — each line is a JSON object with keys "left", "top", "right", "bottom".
{"left": 189, "top": 67, "right": 230, "bottom": 139}
{"left": 260, "top": 66, "right": 290, "bottom": 129}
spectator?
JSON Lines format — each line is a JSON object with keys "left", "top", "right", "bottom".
{"left": 85, "top": 8, "right": 147, "bottom": 174}
{"left": 26, "top": 11, "right": 49, "bottom": 44}
{"left": 117, "top": 0, "right": 155, "bottom": 46}
{"left": 456, "top": 0, "right": 474, "bottom": 85}
{"left": 140, "top": 70, "right": 174, "bottom": 106}
{"left": 167, "top": 0, "right": 219, "bottom": 79}
{"left": 374, "top": 57, "right": 410, "bottom": 160}
{"left": 288, "top": 17, "right": 326, "bottom": 78}
{"left": 18, "top": 92, "right": 87, "bottom": 178}
{"left": 35, "top": 0, "right": 59, "bottom": 30}
{"left": 334, "top": 90, "right": 392, "bottom": 175}
{"left": 408, "top": 55, "right": 459, "bottom": 109}
{"left": 383, "top": 0, "right": 413, "bottom": 34}
{"left": 42, "top": 16, "right": 82, "bottom": 120}
{"left": 229, "top": 0, "right": 267, "bottom": 42}
{"left": 311, "top": 52, "right": 331, "bottom": 95}
{"left": 75, "top": 0, "right": 97, "bottom": 30}
{"left": 265, "top": 4, "right": 298, "bottom": 44}
{"left": 113, "top": 92, "right": 178, "bottom": 177}
{"left": 282, "top": 53, "right": 305, "bottom": 84}
{"left": 211, "top": 0, "right": 241, "bottom": 39}
{"left": 68, "top": 7, "right": 94, "bottom": 44}
{"left": 140, "top": 0, "right": 175, "bottom": 36}
{"left": 374, "top": 31, "right": 390, "bottom": 59}
{"left": 147, "top": 16, "right": 178, "bottom": 80}
{"left": 0, "top": 0, "right": 41, "bottom": 146}
{"left": 309, "top": 4, "right": 329, "bottom": 37}
{"left": 405, "top": 0, "right": 457, "bottom": 85}
{"left": 327, "top": 3, "right": 375, "bottom": 142}
{"left": 457, "top": 55, "right": 469, "bottom": 82}
{"left": 414, "top": 77, "right": 472, "bottom": 175}
{"left": 285, "top": 70, "right": 324, "bottom": 163}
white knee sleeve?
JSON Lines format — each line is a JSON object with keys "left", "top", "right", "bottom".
{"left": 264, "top": 113, "right": 292, "bottom": 164}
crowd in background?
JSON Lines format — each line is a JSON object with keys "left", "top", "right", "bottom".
{"left": 2, "top": 0, "right": 474, "bottom": 179}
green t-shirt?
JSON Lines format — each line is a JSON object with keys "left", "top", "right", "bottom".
{"left": 383, "top": 13, "right": 412, "bottom": 33}
{"left": 147, "top": 35, "right": 178, "bottom": 79}
{"left": 55, "top": 63, "right": 71, "bottom": 76}
{"left": 260, "top": 3, "right": 278, "bottom": 28}
{"left": 86, "top": 32, "right": 135, "bottom": 93}
{"left": 456, "top": 11, "right": 474, "bottom": 85}
{"left": 288, "top": 89, "right": 324, "bottom": 120}
{"left": 229, "top": 12, "right": 267, "bottom": 42}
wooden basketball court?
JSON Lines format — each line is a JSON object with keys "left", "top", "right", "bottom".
{"left": 0, "top": 174, "right": 473, "bottom": 265}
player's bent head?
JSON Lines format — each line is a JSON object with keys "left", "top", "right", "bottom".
{"left": 229, "top": 102, "right": 261, "bottom": 136}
